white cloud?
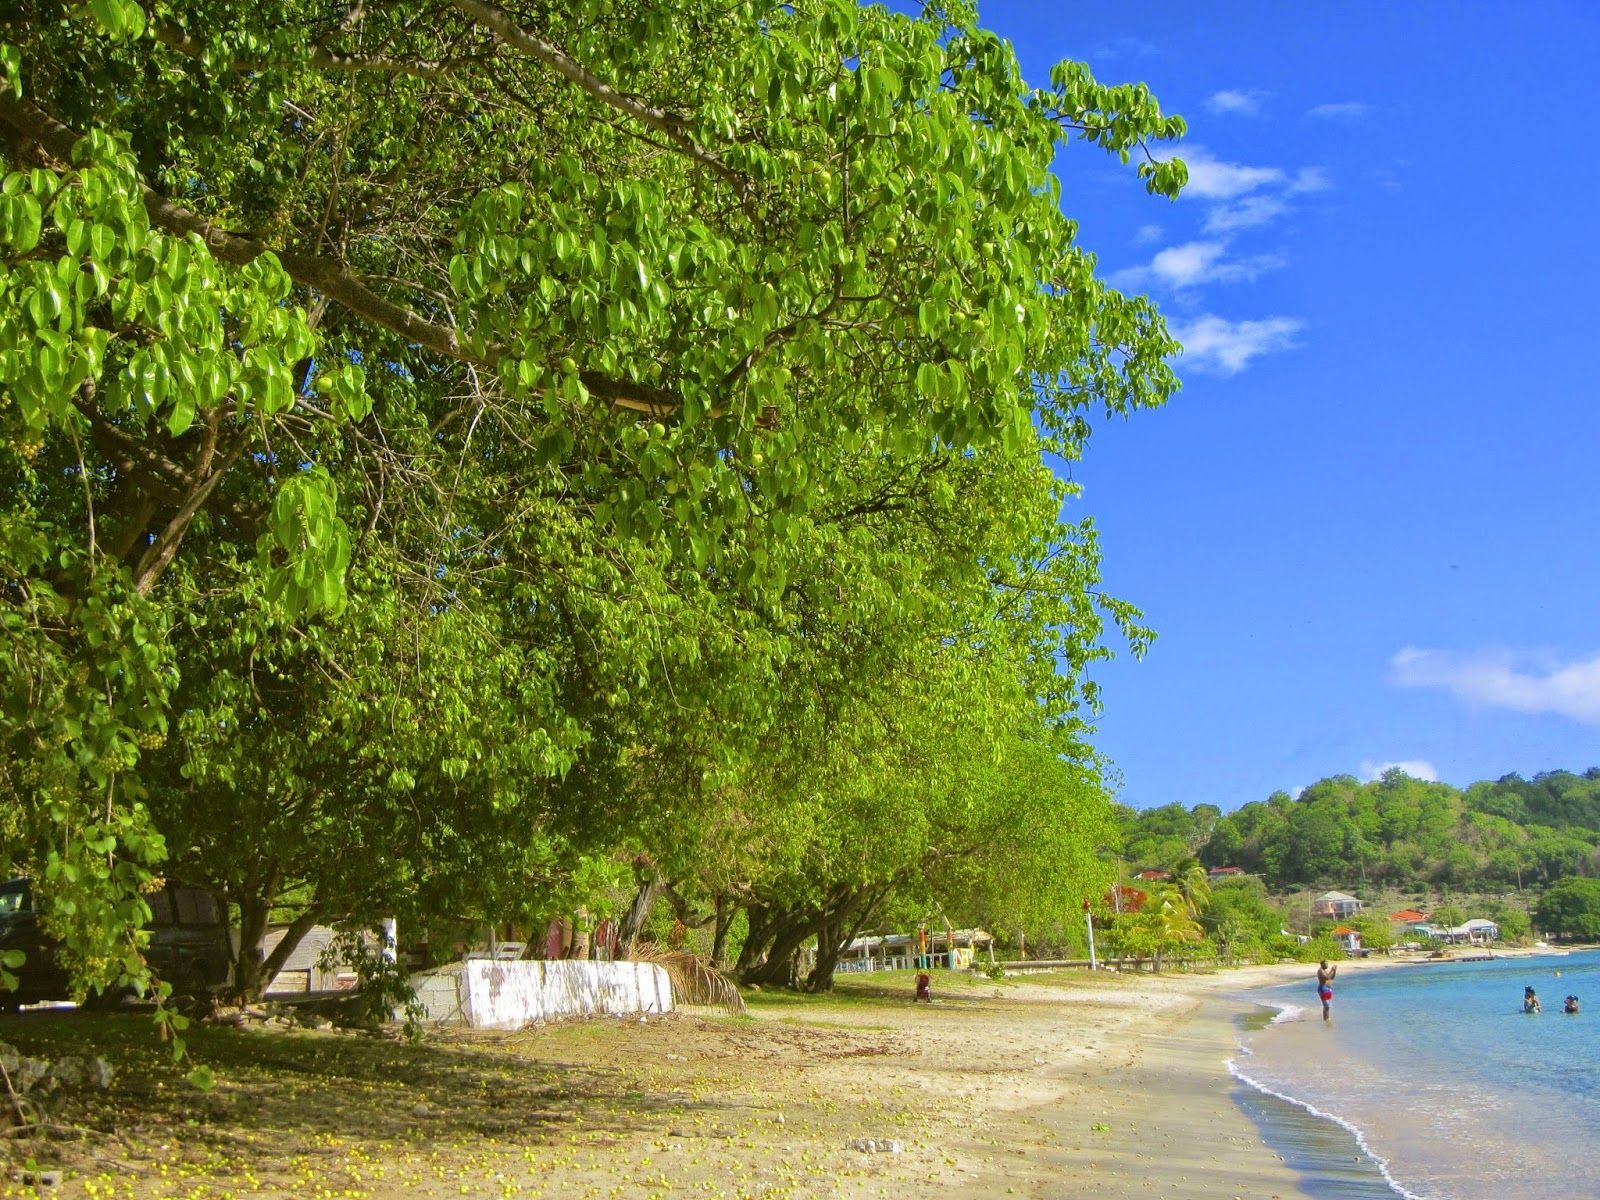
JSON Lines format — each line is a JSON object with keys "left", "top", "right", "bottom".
{"left": 1390, "top": 647, "right": 1600, "bottom": 725}
{"left": 1168, "top": 314, "right": 1304, "bottom": 373}
{"left": 1113, "top": 241, "right": 1285, "bottom": 290}
{"left": 1203, "top": 195, "right": 1288, "bottom": 234}
{"left": 1207, "top": 89, "right": 1261, "bottom": 116}
{"left": 1134, "top": 223, "right": 1163, "bottom": 244}
{"left": 1307, "top": 101, "right": 1370, "bottom": 120}
{"left": 1167, "top": 146, "right": 1285, "bottom": 199}
{"left": 1360, "top": 760, "right": 1439, "bottom": 783}
{"left": 1288, "top": 166, "right": 1331, "bottom": 194}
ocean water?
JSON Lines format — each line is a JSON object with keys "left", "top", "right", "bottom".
{"left": 1231, "top": 951, "right": 1600, "bottom": 1200}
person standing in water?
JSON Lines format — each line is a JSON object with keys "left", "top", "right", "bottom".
{"left": 1316, "top": 960, "right": 1337, "bottom": 1021}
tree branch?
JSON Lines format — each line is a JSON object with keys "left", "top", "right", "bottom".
{"left": 0, "top": 93, "right": 681, "bottom": 418}
{"left": 151, "top": 20, "right": 462, "bottom": 78}
{"left": 450, "top": 0, "right": 740, "bottom": 186}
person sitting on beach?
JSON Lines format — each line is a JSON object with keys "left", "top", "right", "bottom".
{"left": 1316, "top": 960, "right": 1337, "bottom": 1021}
{"left": 1523, "top": 986, "right": 1541, "bottom": 1014}
{"left": 914, "top": 971, "right": 931, "bottom": 1002}
{"left": 1564, "top": 995, "right": 1579, "bottom": 1014}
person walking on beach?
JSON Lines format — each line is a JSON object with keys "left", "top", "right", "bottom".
{"left": 1316, "top": 960, "right": 1337, "bottom": 1021}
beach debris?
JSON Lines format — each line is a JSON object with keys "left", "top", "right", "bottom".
{"left": 848, "top": 1137, "right": 904, "bottom": 1154}
{"left": 1090, "top": 1122, "right": 1110, "bottom": 1132}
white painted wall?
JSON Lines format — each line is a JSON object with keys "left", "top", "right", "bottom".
{"left": 412, "top": 960, "right": 674, "bottom": 1029}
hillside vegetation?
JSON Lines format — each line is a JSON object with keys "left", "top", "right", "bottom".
{"left": 1120, "top": 769, "right": 1600, "bottom": 895}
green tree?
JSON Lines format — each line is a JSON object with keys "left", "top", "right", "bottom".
{"left": 1535, "top": 877, "right": 1600, "bottom": 942}
{"left": 1202, "top": 876, "right": 1280, "bottom": 962}
{"left": 3, "top": 0, "right": 1190, "bottom": 1005}
{"left": 1346, "top": 914, "right": 1394, "bottom": 952}
{"left": 1482, "top": 901, "right": 1532, "bottom": 944}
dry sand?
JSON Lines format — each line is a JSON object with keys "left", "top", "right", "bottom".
{"left": 728, "top": 963, "right": 1328, "bottom": 1200}
{"left": 1, "top": 959, "right": 1406, "bottom": 1198}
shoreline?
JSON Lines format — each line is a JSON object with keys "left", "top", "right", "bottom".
{"left": 732, "top": 960, "right": 1398, "bottom": 1200}
{"left": 774, "top": 957, "right": 1425, "bottom": 1200}
{"left": 1, "top": 958, "right": 1422, "bottom": 1199}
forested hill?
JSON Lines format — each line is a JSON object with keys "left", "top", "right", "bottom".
{"left": 1119, "top": 769, "right": 1600, "bottom": 893}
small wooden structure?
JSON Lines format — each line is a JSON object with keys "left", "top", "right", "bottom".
{"left": 838, "top": 928, "right": 995, "bottom": 973}
{"left": 1330, "top": 924, "right": 1364, "bottom": 955}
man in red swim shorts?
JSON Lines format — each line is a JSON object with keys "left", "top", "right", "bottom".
{"left": 1316, "top": 960, "right": 1337, "bottom": 1021}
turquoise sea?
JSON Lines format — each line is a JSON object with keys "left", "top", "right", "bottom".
{"left": 1232, "top": 951, "right": 1600, "bottom": 1199}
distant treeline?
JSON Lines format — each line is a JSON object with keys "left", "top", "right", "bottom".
{"left": 1119, "top": 768, "right": 1600, "bottom": 894}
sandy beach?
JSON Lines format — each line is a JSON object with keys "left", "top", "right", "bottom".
{"left": 715, "top": 963, "right": 1340, "bottom": 1200}
{"left": 1, "top": 960, "right": 1412, "bottom": 1199}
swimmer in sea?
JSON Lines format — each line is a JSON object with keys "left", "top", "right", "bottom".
{"left": 1524, "top": 986, "right": 1542, "bottom": 1014}
{"left": 1564, "top": 995, "right": 1579, "bottom": 1014}
{"left": 1316, "top": 960, "right": 1337, "bottom": 1021}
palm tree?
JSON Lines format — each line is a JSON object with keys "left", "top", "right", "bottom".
{"left": 1169, "top": 858, "right": 1213, "bottom": 920}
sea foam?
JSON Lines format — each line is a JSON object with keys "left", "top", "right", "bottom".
{"left": 1225, "top": 1053, "right": 1424, "bottom": 1200}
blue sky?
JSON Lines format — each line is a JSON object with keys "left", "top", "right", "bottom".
{"left": 973, "top": 2, "right": 1600, "bottom": 809}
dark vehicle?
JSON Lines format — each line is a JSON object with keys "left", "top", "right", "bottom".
{"left": 0, "top": 878, "right": 232, "bottom": 1012}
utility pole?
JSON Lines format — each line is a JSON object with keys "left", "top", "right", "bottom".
{"left": 1083, "top": 899, "right": 1098, "bottom": 971}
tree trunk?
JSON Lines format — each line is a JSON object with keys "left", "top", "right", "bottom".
{"left": 801, "top": 885, "right": 887, "bottom": 993}
{"left": 569, "top": 907, "right": 591, "bottom": 960}
{"left": 251, "top": 909, "right": 323, "bottom": 999}
{"left": 734, "top": 904, "right": 774, "bottom": 977}
{"left": 616, "top": 866, "right": 663, "bottom": 956}
{"left": 230, "top": 862, "right": 280, "bottom": 1001}
{"left": 737, "top": 907, "right": 814, "bottom": 988}
{"left": 803, "top": 918, "right": 844, "bottom": 993}
{"left": 710, "top": 896, "right": 737, "bottom": 972}
{"left": 743, "top": 936, "right": 804, "bottom": 988}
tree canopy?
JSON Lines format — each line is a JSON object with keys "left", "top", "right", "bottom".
{"left": 1534, "top": 877, "right": 1600, "bottom": 942}
{"left": 2, "top": 0, "right": 1189, "bottom": 1006}
{"left": 1119, "top": 768, "right": 1600, "bottom": 898}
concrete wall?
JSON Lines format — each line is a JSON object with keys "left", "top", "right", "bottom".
{"left": 410, "top": 960, "right": 674, "bottom": 1029}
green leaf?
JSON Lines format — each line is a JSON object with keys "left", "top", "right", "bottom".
{"left": 166, "top": 390, "right": 196, "bottom": 436}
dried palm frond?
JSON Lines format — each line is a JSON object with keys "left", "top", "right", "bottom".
{"left": 626, "top": 945, "right": 746, "bottom": 1015}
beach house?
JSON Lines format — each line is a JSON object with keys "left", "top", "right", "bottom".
{"left": 1330, "top": 925, "right": 1364, "bottom": 955}
{"left": 1312, "top": 891, "right": 1364, "bottom": 919}
{"left": 1434, "top": 918, "right": 1500, "bottom": 945}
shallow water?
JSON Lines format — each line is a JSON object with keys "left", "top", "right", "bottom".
{"left": 1234, "top": 951, "right": 1600, "bottom": 1200}
{"left": 1230, "top": 1077, "right": 1403, "bottom": 1200}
